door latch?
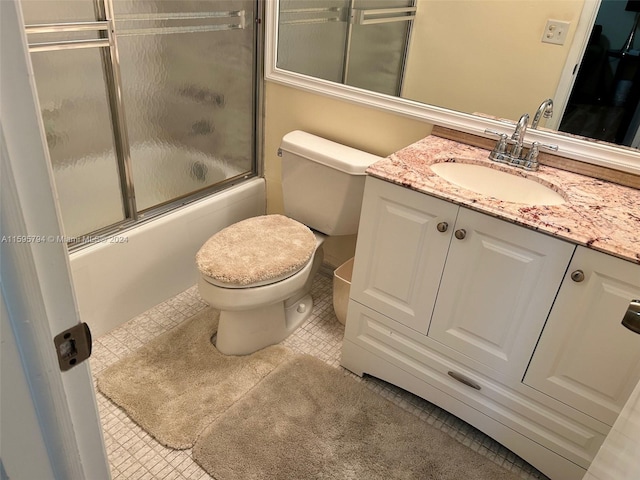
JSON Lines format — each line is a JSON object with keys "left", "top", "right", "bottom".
{"left": 53, "top": 323, "right": 92, "bottom": 371}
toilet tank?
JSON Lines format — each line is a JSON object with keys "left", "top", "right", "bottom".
{"left": 279, "top": 131, "right": 382, "bottom": 236}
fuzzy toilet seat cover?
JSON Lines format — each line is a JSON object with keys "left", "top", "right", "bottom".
{"left": 196, "top": 214, "right": 316, "bottom": 287}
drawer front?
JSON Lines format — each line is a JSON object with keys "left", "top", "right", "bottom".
{"left": 344, "top": 300, "right": 609, "bottom": 469}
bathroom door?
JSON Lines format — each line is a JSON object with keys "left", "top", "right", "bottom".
{"left": 2, "top": 0, "right": 110, "bottom": 478}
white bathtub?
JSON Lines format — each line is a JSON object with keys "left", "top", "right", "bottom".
{"left": 70, "top": 177, "right": 265, "bottom": 337}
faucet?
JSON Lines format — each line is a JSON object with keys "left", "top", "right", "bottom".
{"left": 484, "top": 111, "right": 558, "bottom": 171}
{"left": 509, "top": 113, "right": 529, "bottom": 160}
{"left": 531, "top": 99, "right": 553, "bottom": 129}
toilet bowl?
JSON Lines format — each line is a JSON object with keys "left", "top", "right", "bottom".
{"left": 196, "top": 131, "right": 381, "bottom": 355}
{"left": 197, "top": 216, "right": 324, "bottom": 355}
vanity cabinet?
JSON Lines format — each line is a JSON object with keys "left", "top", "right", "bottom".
{"left": 350, "top": 176, "right": 574, "bottom": 380}
{"left": 342, "top": 176, "right": 640, "bottom": 480}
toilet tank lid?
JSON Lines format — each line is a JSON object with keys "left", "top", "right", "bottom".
{"left": 280, "top": 130, "right": 382, "bottom": 175}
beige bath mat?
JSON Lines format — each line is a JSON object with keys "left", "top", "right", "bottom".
{"left": 96, "top": 308, "right": 294, "bottom": 449}
{"left": 193, "top": 355, "right": 521, "bottom": 480}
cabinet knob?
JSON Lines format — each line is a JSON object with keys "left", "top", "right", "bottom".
{"left": 454, "top": 229, "right": 466, "bottom": 240}
{"left": 437, "top": 222, "right": 449, "bottom": 233}
{"left": 571, "top": 270, "right": 585, "bottom": 282}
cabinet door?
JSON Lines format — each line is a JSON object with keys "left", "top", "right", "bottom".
{"left": 524, "top": 246, "right": 640, "bottom": 426}
{"left": 428, "top": 208, "right": 575, "bottom": 379}
{"left": 350, "top": 177, "right": 458, "bottom": 333}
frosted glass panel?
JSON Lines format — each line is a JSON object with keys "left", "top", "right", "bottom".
{"left": 30, "top": 49, "right": 125, "bottom": 237}
{"left": 115, "top": 0, "right": 255, "bottom": 210}
{"left": 21, "top": 0, "right": 98, "bottom": 23}
{"left": 348, "top": 0, "right": 413, "bottom": 96}
{"left": 277, "top": 0, "right": 349, "bottom": 82}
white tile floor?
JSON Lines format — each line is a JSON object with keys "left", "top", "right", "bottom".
{"left": 91, "top": 273, "right": 550, "bottom": 480}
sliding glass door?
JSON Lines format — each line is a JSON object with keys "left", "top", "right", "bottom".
{"left": 277, "top": 0, "right": 414, "bottom": 96}
{"left": 21, "top": 0, "right": 257, "bottom": 243}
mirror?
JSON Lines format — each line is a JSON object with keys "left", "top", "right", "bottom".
{"left": 266, "top": 0, "right": 640, "bottom": 174}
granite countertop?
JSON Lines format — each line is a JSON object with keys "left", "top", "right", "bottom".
{"left": 367, "top": 135, "right": 640, "bottom": 264}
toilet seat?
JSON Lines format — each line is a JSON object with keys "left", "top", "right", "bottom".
{"left": 201, "top": 263, "right": 307, "bottom": 289}
{"left": 196, "top": 214, "right": 316, "bottom": 288}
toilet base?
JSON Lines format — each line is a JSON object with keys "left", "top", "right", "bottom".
{"left": 215, "top": 293, "right": 313, "bottom": 355}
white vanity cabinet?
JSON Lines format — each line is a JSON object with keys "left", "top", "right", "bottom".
{"left": 342, "top": 176, "right": 640, "bottom": 480}
{"left": 349, "top": 176, "right": 574, "bottom": 380}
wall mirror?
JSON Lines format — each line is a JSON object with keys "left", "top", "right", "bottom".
{"left": 265, "top": 0, "right": 640, "bottom": 175}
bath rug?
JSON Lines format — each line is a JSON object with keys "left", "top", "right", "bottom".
{"left": 193, "top": 355, "right": 521, "bottom": 480}
{"left": 96, "top": 308, "right": 294, "bottom": 449}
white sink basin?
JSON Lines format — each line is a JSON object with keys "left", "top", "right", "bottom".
{"left": 430, "top": 162, "right": 565, "bottom": 206}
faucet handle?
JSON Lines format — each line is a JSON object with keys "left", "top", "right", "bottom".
{"left": 484, "top": 129, "right": 504, "bottom": 137}
{"left": 539, "top": 143, "right": 559, "bottom": 152}
{"left": 523, "top": 142, "right": 559, "bottom": 171}
{"left": 484, "top": 130, "right": 509, "bottom": 162}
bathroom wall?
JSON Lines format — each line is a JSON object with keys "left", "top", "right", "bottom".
{"left": 403, "top": 0, "right": 584, "bottom": 121}
{"left": 264, "top": 82, "right": 431, "bottom": 268}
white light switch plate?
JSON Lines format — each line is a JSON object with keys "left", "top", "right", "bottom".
{"left": 542, "top": 19, "right": 570, "bottom": 45}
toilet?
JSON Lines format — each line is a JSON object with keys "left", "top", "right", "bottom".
{"left": 196, "top": 130, "right": 381, "bottom": 355}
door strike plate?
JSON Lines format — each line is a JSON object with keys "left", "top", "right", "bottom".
{"left": 53, "top": 323, "right": 92, "bottom": 371}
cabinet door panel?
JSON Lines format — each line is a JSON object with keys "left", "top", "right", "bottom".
{"left": 428, "top": 208, "right": 575, "bottom": 378}
{"left": 524, "top": 247, "right": 640, "bottom": 426}
{"left": 350, "top": 177, "right": 458, "bottom": 333}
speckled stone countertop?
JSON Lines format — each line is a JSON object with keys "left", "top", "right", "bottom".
{"left": 367, "top": 136, "right": 640, "bottom": 264}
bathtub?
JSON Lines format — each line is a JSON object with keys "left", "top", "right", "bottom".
{"left": 70, "top": 176, "right": 265, "bottom": 337}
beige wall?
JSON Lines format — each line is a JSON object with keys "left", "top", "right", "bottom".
{"left": 264, "top": 82, "right": 432, "bottom": 267}
{"left": 403, "top": 0, "right": 585, "bottom": 121}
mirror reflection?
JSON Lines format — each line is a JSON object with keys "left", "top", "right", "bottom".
{"left": 277, "top": 0, "right": 640, "bottom": 149}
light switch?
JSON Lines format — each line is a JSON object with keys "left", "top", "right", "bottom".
{"left": 542, "top": 19, "right": 570, "bottom": 45}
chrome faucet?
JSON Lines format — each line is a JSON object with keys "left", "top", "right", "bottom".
{"left": 484, "top": 111, "right": 558, "bottom": 171}
{"left": 531, "top": 99, "right": 553, "bottom": 129}
{"left": 509, "top": 113, "right": 529, "bottom": 160}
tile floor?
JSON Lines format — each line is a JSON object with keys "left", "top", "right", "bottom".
{"left": 91, "top": 273, "right": 550, "bottom": 480}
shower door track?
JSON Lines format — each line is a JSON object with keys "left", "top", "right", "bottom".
{"left": 23, "top": 0, "right": 259, "bottom": 251}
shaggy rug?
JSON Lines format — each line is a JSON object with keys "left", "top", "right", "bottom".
{"left": 96, "top": 308, "right": 294, "bottom": 449}
{"left": 193, "top": 355, "right": 522, "bottom": 480}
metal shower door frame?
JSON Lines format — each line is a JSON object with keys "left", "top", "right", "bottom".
{"left": 23, "top": 0, "right": 261, "bottom": 250}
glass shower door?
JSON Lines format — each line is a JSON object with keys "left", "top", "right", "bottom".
{"left": 277, "top": 0, "right": 350, "bottom": 83}
{"left": 346, "top": 0, "right": 415, "bottom": 96}
{"left": 21, "top": 0, "right": 258, "bottom": 245}
{"left": 22, "top": 0, "right": 127, "bottom": 238}
{"left": 113, "top": 0, "right": 256, "bottom": 211}
{"left": 276, "top": 0, "right": 415, "bottom": 96}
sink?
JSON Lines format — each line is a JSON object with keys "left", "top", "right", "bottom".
{"left": 430, "top": 162, "right": 565, "bottom": 205}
